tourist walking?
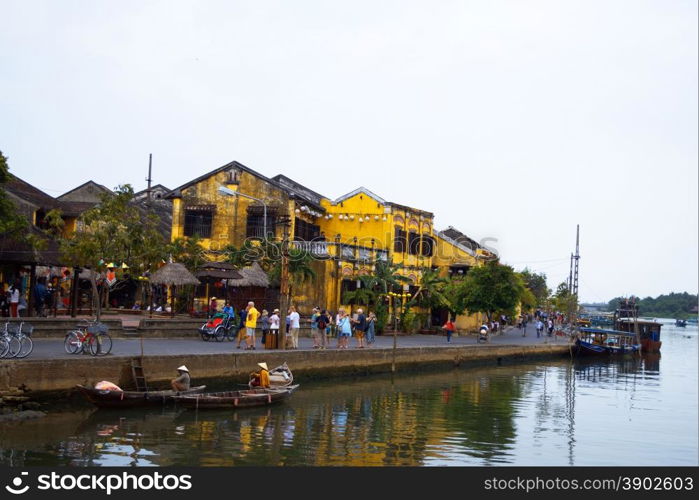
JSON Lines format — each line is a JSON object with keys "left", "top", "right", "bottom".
{"left": 366, "top": 312, "right": 377, "bottom": 345}
{"left": 9, "top": 281, "right": 20, "bottom": 318}
{"left": 268, "top": 308, "right": 280, "bottom": 349}
{"left": 236, "top": 306, "right": 248, "bottom": 348}
{"left": 288, "top": 306, "right": 300, "bottom": 349}
{"left": 260, "top": 309, "right": 270, "bottom": 346}
{"left": 536, "top": 319, "right": 544, "bottom": 338}
{"left": 311, "top": 307, "right": 322, "bottom": 348}
{"left": 352, "top": 308, "right": 367, "bottom": 348}
{"left": 317, "top": 309, "right": 329, "bottom": 349}
{"left": 334, "top": 309, "right": 343, "bottom": 348}
{"left": 337, "top": 309, "right": 352, "bottom": 349}
{"left": 245, "top": 301, "right": 259, "bottom": 350}
{"left": 547, "top": 318, "right": 554, "bottom": 337}
{"left": 442, "top": 317, "right": 456, "bottom": 343}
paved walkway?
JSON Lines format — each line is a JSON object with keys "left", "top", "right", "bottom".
{"left": 21, "top": 324, "right": 570, "bottom": 360}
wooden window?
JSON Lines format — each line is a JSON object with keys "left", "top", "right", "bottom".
{"left": 184, "top": 208, "right": 213, "bottom": 238}
{"left": 421, "top": 234, "right": 435, "bottom": 257}
{"left": 394, "top": 227, "right": 407, "bottom": 253}
{"left": 408, "top": 232, "right": 421, "bottom": 255}
{"left": 246, "top": 207, "right": 277, "bottom": 239}
{"left": 294, "top": 217, "right": 320, "bottom": 241}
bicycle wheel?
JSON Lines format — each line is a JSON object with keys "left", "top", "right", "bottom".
{"left": 64, "top": 331, "right": 83, "bottom": 354}
{"left": 0, "top": 337, "right": 10, "bottom": 358}
{"left": 6, "top": 336, "right": 22, "bottom": 358}
{"left": 89, "top": 333, "right": 112, "bottom": 356}
{"left": 214, "top": 326, "right": 226, "bottom": 342}
{"left": 14, "top": 336, "right": 33, "bottom": 359}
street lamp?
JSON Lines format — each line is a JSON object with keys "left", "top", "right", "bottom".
{"left": 218, "top": 185, "right": 269, "bottom": 240}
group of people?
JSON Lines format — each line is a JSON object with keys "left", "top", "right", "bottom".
{"left": 312, "top": 307, "right": 378, "bottom": 349}
{"left": 209, "top": 298, "right": 382, "bottom": 350}
{"left": 0, "top": 279, "right": 50, "bottom": 318}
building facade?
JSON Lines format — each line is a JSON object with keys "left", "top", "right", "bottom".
{"left": 168, "top": 161, "right": 493, "bottom": 330}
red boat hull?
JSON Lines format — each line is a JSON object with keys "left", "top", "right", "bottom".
{"left": 641, "top": 338, "right": 662, "bottom": 353}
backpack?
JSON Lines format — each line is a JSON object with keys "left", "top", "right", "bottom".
{"left": 318, "top": 316, "right": 327, "bottom": 330}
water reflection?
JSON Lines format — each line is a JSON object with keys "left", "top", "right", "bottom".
{"left": 0, "top": 326, "right": 695, "bottom": 466}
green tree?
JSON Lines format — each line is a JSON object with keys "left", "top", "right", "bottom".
{"left": 457, "top": 261, "right": 526, "bottom": 322}
{"left": 519, "top": 268, "right": 550, "bottom": 306}
{"left": 407, "top": 268, "right": 448, "bottom": 310}
{"left": 60, "top": 185, "right": 167, "bottom": 319}
{"left": 551, "top": 281, "right": 578, "bottom": 315}
{"left": 267, "top": 247, "right": 316, "bottom": 298}
{"left": 167, "top": 236, "right": 207, "bottom": 271}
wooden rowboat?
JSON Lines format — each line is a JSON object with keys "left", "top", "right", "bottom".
{"left": 75, "top": 384, "right": 207, "bottom": 409}
{"left": 248, "top": 362, "right": 294, "bottom": 389}
{"left": 174, "top": 384, "right": 299, "bottom": 410}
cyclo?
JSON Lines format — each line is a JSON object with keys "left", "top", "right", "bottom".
{"left": 199, "top": 312, "right": 236, "bottom": 342}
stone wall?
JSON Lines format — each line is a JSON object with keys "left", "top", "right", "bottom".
{"left": 0, "top": 344, "right": 570, "bottom": 396}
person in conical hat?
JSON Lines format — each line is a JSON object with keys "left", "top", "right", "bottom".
{"left": 250, "top": 362, "right": 270, "bottom": 388}
{"left": 171, "top": 365, "right": 191, "bottom": 392}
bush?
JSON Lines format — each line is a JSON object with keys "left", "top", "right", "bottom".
{"left": 400, "top": 310, "right": 418, "bottom": 333}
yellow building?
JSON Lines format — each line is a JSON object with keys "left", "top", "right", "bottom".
{"left": 168, "top": 161, "right": 493, "bottom": 331}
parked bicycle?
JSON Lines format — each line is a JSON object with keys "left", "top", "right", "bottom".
{"left": 1, "top": 321, "right": 34, "bottom": 359}
{"left": 64, "top": 319, "right": 112, "bottom": 356}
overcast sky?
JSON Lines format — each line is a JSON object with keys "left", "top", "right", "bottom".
{"left": 1, "top": 0, "right": 697, "bottom": 302}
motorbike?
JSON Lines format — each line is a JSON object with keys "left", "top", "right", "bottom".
{"left": 477, "top": 328, "right": 489, "bottom": 344}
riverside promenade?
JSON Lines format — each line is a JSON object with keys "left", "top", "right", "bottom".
{"left": 1, "top": 316, "right": 572, "bottom": 396}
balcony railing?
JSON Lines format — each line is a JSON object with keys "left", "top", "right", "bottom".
{"left": 291, "top": 240, "right": 329, "bottom": 256}
{"left": 290, "top": 241, "right": 389, "bottom": 263}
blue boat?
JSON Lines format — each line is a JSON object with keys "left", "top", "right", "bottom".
{"left": 574, "top": 327, "right": 641, "bottom": 356}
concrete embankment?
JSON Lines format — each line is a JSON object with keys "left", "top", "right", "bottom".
{"left": 0, "top": 343, "right": 570, "bottom": 397}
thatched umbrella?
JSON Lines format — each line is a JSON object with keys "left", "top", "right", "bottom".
{"left": 195, "top": 262, "right": 244, "bottom": 316}
{"left": 150, "top": 262, "right": 201, "bottom": 318}
{"left": 226, "top": 262, "right": 270, "bottom": 288}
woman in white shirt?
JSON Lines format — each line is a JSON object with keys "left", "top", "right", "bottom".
{"left": 269, "top": 309, "right": 280, "bottom": 349}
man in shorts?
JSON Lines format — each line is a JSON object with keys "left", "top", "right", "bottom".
{"left": 352, "top": 308, "right": 367, "bottom": 348}
{"left": 245, "top": 301, "right": 259, "bottom": 350}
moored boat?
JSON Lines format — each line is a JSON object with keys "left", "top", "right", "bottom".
{"left": 76, "top": 384, "right": 207, "bottom": 409}
{"left": 613, "top": 299, "right": 662, "bottom": 353}
{"left": 248, "top": 362, "right": 294, "bottom": 388}
{"left": 174, "top": 385, "right": 299, "bottom": 410}
{"left": 675, "top": 319, "right": 687, "bottom": 327}
{"left": 614, "top": 318, "right": 662, "bottom": 353}
{"left": 574, "top": 327, "right": 641, "bottom": 356}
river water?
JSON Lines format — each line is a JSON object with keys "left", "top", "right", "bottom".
{"left": 1, "top": 319, "right": 696, "bottom": 466}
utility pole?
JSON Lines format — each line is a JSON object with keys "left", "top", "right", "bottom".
{"left": 278, "top": 217, "right": 291, "bottom": 350}
{"left": 146, "top": 153, "right": 153, "bottom": 204}
{"left": 569, "top": 225, "right": 580, "bottom": 329}
{"left": 572, "top": 225, "right": 580, "bottom": 298}
{"left": 568, "top": 253, "right": 573, "bottom": 293}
